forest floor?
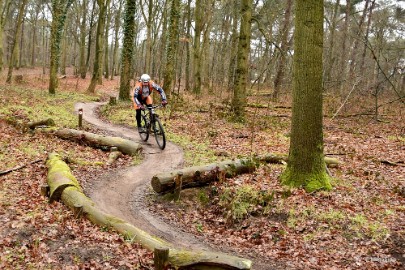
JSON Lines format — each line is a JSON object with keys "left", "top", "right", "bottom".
{"left": 0, "top": 69, "right": 404, "bottom": 269}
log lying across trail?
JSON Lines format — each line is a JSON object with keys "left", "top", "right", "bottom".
{"left": 54, "top": 128, "right": 141, "bottom": 155}
{"left": 46, "top": 153, "right": 252, "bottom": 269}
{"left": 152, "top": 154, "right": 340, "bottom": 193}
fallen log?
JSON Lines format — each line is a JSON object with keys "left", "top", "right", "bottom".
{"left": 27, "top": 118, "right": 55, "bottom": 129}
{"left": 151, "top": 154, "right": 341, "bottom": 193}
{"left": 46, "top": 153, "right": 252, "bottom": 269}
{"left": 54, "top": 128, "right": 141, "bottom": 155}
{"left": 151, "top": 159, "right": 257, "bottom": 193}
{"left": 46, "top": 153, "right": 82, "bottom": 203}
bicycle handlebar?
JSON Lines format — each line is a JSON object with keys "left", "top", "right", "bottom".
{"left": 142, "top": 104, "right": 164, "bottom": 110}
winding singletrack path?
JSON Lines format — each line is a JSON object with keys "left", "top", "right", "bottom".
{"left": 74, "top": 102, "right": 272, "bottom": 269}
{"left": 74, "top": 102, "right": 213, "bottom": 251}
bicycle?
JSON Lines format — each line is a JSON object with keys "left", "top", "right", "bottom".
{"left": 138, "top": 104, "right": 166, "bottom": 150}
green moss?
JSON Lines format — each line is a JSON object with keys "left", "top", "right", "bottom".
{"left": 197, "top": 190, "right": 209, "bottom": 205}
{"left": 219, "top": 185, "right": 274, "bottom": 222}
{"left": 280, "top": 166, "right": 332, "bottom": 192}
{"left": 387, "top": 135, "right": 404, "bottom": 142}
{"left": 47, "top": 153, "right": 81, "bottom": 188}
{"left": 317, "top": 209, "right": 346, "bottom": 228}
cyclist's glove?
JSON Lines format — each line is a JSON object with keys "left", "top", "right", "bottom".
{"left": 138, "top": 104, "right": 145, "bottom": 110}
{"left": 162, "top": 100, "right": 168, "bottom": 107}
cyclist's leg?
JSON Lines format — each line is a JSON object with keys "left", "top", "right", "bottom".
{"left": 145, "top": 95, "right": 153, "bottom": 109}
{"left": 135, "top": 97, "right": 143, "bottom": 127}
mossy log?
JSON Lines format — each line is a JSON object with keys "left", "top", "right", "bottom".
{"left": 151, "top": 159, "right": 257, "bottom": 193}
{"left": 46, "top": 153, "right": 251, "bottom": 270}
{"left": 54, "top": 128, "right": 141, "bottom": 155}
{"left": 46, "top": 153, "right": 82, "bottom": 202}
{"left": 151, "top": 154, "right": 340, "bottom": 193}
{"left": 27, "top": 118, "right": 55, "bottom": 129}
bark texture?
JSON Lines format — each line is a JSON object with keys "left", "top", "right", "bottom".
{"left": 46, "top": 153, "right": 252, "bottom": 269}
{"left": 280, "top": 0, "right": 331, "bottom": 192}
{"left": 119, "top": 0, "right": 136, "bottom": 100}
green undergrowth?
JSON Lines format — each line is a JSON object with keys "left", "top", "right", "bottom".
{"left": 287, "top": 206, "right": 390, "bottom": 242}
{"left": 100, "top": 101, "right": 219, "bottom": 166}
{"left": 218, "top": 184, "right": 275, "bottom": 222}
{"left": 99, "top": 101, "right": 134, "bottom": 126}
{"left": 0, "top": 85, "right": 108, "bottom": 170}
{"left": 0, "top": 85, "right": 97, "bottom": 128}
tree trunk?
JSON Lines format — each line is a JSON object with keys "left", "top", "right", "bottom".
{"left": 184, "top": 0, "right": 192, "bottom": 91}
{"left": 48, "top": 0, "right": 74, "bottom": 94}
{"left": 46, "top": 153, "right": 252, "bottom": 269}
{"left": 30, "top": 5, "right": 40, "bottom": 68}
{"left": 152, "top": 154, "right": 340, "bottom": 193}
{"left": 119, "top": 0, "right": 136, "bottom": 101}
{"left": 324, "top": 0, "right": 340, "bottom": 84}
{"left": 87, "top": 0, "right": 110, "bottom": 93}
{"left": 104, "top": 3, "right": 112, "bottom": 79}
{"left": 79, "top": 0, "right": 88, "bottom": 79}
{"left": 110, "top": 0, "right": 122, "bottom": 80}
{"left": 162, "top": 0, "right": 180, "bottom": 97}
{"left": 272, "top": 0, "right": 292, "bottom": 101}
{"left": 192, "top": 0, "right": 202, "bottom": 94}
{"left": 0, "top": 0, "right": 11, "bottom": 71}
{"left": 227, "top": 1, "right": 239, "bottom": 91}
{"left": 231, "top": 0, "right": 252, "bottom": 121}
{"left": 338, "top": 0, "right": 351, "bottom": 101}
{"left": 54, "top": 128, "right": 142, "bottom": 155}
{"left": 86, "top": 1, "right": 97, "bottom": 70}
{"left": 60, "top": 22, "right": 68, "bottom": 75}
{"left": 6, "top": 0, "right": 27, "bottom": 84}
{"left": 280, "top": 0, "right": 331, "bottom": 192}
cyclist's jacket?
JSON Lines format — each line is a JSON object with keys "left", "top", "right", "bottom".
{"left": 133, "top": 80, "right": 167, "bottom": 107}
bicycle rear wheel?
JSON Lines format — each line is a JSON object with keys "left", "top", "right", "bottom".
{"left": 138, "top": 114, "right": 149, "bottom": 141}
{"left": 152, "top": 117, "right": 166, "bottom": 150}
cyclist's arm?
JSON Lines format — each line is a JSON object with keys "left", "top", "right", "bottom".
{"left": 151, "top": 82, "right": 167, "bottom": 101}
{"left": 133, "top": 86, "right": 142, "bottom": 107}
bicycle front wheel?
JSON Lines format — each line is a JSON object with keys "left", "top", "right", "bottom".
{"left": 152, "top": 117, "right": 166, "bottom": 150}
{"left": 138, "top": 114, "right": 149, "bottom": 141}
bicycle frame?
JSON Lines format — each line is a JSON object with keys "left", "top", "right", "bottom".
{"left": 138, "top": 104, "right": 166, "bottom": 150}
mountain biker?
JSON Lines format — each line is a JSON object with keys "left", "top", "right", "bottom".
{"left": 133, "top": 74, "right": 168, "bottom": 132}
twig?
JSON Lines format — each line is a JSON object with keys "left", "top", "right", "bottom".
{"left": 0, "top": 159, "right": 42, "bottom": 176}
{"left": 381, "top": 160, "right": 405, "bottom": 167}
{"left": 332, "top": 78, "right": 361, "bottom": 120}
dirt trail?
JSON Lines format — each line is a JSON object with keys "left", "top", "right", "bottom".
{"left": 74, "top": 102, "right": 216, "bottom": 251}
{"left": 74, "top": 102, "right": 271, "bottom": 269}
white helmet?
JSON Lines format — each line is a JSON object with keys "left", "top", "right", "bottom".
{"left": 140, "top": 74, "right": 150, "bottom": 82}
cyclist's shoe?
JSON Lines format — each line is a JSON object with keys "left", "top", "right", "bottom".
{"left": 138, "top": 127, "right": 146, "bottom": 133}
